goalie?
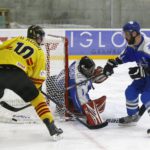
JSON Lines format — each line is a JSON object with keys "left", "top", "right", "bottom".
{"left": 47, "top": 56, "right": 108, "bottom": 127}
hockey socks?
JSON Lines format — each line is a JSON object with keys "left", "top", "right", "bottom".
{"left": 31, "top": 93, "right": 54, "bottom": 122}
{"left": 31, "top": 93, "right": 63, "bottom": 140}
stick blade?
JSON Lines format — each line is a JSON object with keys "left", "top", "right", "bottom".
{"left": 76, "top": 117, "right": 108, "bottom": 129}
{"left": 0, "top": 101, "right": 18, "bottom": 112}
{"left": 0, "top": 101, "right": 31, "bottom": 112}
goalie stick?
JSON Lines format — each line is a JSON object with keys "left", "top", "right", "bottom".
{"left": 0, "top": 91, "right": 108, "bottom": 129}
{"left": 106, "top": 104, "right": 146, "bottom": 123}
{"left": 41, "top": 91, "right": 108, "bottom": 129}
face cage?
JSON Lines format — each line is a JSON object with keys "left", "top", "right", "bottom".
{"left": 82, "top": 65, "right": 95, "bottom": 78}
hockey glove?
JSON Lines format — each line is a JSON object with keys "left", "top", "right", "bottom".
{"left": 92, "top": 66, "right": 108, "bottom": 83}
{"left": 129, "top": 66, "right": 146, "bottom": 80}
{"left": 103, "top": 58, "right": 122, "bottom": 76}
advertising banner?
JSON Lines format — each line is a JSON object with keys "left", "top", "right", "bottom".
{"left": 66, "top": 29, "right": 150, "bottom": 58}
{"left": 1, "top": 29, "right": 150, "bottom": 59}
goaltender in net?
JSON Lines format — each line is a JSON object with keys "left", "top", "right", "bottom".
{"left": 47, "top": 56, "right": 108, "bottom": 128}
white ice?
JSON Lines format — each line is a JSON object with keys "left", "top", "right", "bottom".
{"left": 0, "top": 60, "right": 150, "bottom": 150}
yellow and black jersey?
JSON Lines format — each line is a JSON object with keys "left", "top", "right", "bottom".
{"left": 0, "top": 36, "right": 46, "bottom": 88}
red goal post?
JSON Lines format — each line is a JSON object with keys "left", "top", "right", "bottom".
{"left": 43, "top": 34, "right": 69, "bottom": 110}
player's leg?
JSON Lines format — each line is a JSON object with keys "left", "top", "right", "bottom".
{"left": 140, "top": 90, "right": 150, "bottom": 134}
{"left": 119, "top": 80, "right": 144, "bottom": 125}
{"left": 30, "top": 93, "right": 63, "bottom": 138}
{"left": 0, "top": 88, "right": 4, "bottom": 99}
{"left": 0, "top": 66, "right": 63, "bottom": 139}
{"left": 0, "top": 66, "right": 6, "bottom": 99}
{"left": 140, "top": 78, "right": 150, "bottom": 118}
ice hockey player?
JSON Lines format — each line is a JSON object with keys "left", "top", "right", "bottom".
{"left": 47, "top": 56, "right": 108, "bottom": 128}
{"left": 103, "top": 21, "right": 150, "bottom": 126}
{"left": 0, "top": 25, "right": 63, "bottom": 140}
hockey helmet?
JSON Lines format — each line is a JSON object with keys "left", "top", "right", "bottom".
{"left": 78, "top": 56, "right": 96, "bottom": 77}
{"left": 27, "top": 25, "right": 45, "bottom": 44}
{"left": 122, "top": 21, "right": 141, "bottom": 33}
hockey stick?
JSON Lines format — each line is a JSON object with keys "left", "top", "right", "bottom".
{"left": 0, "top": 76, "right": 94, "bottom": 111}
{"left": 106, "top": 104, "right": 146, "bottom": 123}
{"left": 0, "top": 74, "right": 104, "bottom": 112}
{"left": 41, "top": 91, "right": 108, "bottom": 129}
{"left": 0, "top": 101, "right": 31, "bottom": 112}
{"left": 0, "top": 91, "right": 108, "bottom": 129}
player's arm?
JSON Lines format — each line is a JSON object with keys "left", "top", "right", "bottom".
{"left": 128, "top": 42, "right": 150, "bottom": 80}
{"left": 30, "top": 50, "right": 46, "bottom": 89}
{"left": 103, "top": 46, "right": 136, "bottom": 76}
{"left": 0, "top": 37, "right": 18, "bottom": 50}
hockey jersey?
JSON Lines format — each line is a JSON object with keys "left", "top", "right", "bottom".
{"left": 0, "top": 36, "right": 46, "bottom": 88}
{"left": 53, "top": 60, "right": 93, "bottom": 113}
{"left": 119, "top": 35, "right": 150, "bottom": 68}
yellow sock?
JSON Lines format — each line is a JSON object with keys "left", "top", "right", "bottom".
{"left": 31, "top": 92, "right": 54, "bottom": 122}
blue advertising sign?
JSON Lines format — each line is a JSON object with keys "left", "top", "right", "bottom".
{"left": 66, "top": 30, "right": 150, "bottom": 56}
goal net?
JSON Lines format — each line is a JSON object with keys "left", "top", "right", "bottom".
{"left": 0, "top": 34, "right": 69, "bottom": 123}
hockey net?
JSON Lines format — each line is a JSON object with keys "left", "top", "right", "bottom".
{"left": 0, "top": 34, "right": 69, "bottom": 123}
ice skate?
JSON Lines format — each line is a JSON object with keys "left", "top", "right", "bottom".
{"left": 43, "top": 119, "right": 63, "bottom": 141}
{"left": 118, "top": 114, "right": 140, "bottom": 126}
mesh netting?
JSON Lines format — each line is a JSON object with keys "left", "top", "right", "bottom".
{"left": 46, "top": 75, "right": 65, "bottom": 117}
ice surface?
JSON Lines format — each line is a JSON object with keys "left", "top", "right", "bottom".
{"left": 0, "top": 60, "right": 150, "bottom": 150}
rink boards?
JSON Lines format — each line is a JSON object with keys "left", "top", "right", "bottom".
{"left": 1, "top": 29, "right": 150, "bottom": 59}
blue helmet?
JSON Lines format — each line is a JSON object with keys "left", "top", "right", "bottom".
{"left": 122, "top": 21, "right": 141, "bottom": 33}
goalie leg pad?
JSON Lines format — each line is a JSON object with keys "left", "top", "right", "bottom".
{"left": 82, "top": 96, "right": 106, "bottom": 126}
{"left": 92, "top": 96, "right": 106, "bottom": 113}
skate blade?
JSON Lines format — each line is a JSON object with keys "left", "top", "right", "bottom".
{"left": 118, "top": 122, "right": 137, "bottom": 126}
{"left": 51, "top": 134, "right": 63, "bottom": 141}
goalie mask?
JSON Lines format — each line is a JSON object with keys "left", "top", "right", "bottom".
{"left": 27, "top": 25, "right": 45, "bottom": 45}
{"left": 78, "top": 56, "right": 96, "bottom": 78}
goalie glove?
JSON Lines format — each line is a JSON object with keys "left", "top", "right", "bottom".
{"left": 92, "top": 66, "right": 108, "bottom": 83}
{"left": 129, "top": 66, "right": 146, "bottom": 80}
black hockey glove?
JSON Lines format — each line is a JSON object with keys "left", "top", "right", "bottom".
{"left": 103, "top": 58, "right": 122, "bottom": 76}
{"left": 129, "top": 66, "right": 146, "bottom": 80}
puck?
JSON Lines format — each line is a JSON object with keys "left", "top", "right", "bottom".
{"left": 147, "top": 129, "right": 150, "bottom": 134}
{"left": 12, "top": 118, "right": 17, "bottom": 122}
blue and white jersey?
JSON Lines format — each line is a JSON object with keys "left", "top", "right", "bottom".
{"left": 119, "top": 36, "right": 150, "bottom": 69}
{"left": 53, "top": 60, "right": 93, "bottom": 113}
{"left": 68, "top": 61, "right": 93, "bottom": 112}
{"left": 118, "top": 35, "right": 150, "bottom": 115}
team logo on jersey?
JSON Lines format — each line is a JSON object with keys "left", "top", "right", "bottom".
{"left": 16, "top": 62, "right": 26, "bottom": 70}
{"left": 40, "top": 70, "right": 46, "bottom": 77}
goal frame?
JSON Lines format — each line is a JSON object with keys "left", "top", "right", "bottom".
{"left": 44, "top": 34, "right": 69, "bottom": 114}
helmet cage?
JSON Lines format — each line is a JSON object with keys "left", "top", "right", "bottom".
{"left": 78, "top": 56, "right": 96, "bottom": 78}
